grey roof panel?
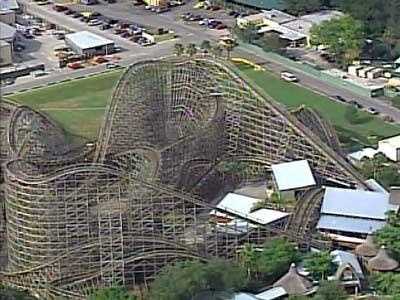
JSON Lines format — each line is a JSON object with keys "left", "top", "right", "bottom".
{"left": 317, "top": 215, "right": 386, "bottom": 234}
{"left": 320, "top": 187, "right": 391, "bottom": 220}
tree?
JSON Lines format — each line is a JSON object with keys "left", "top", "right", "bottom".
{"left": 256, "top": 33, "right": 284, "bottom": 53}
{"left": 174, "top": 43, "right": 184, "bottom": 56}
{"left": 239, "top": 243, "right": 259, "bottom": 280}
{"left": 288, "top": 296, "right": 309, "bottom": 300}
{"left": 233, "top": 24, "right": 258, "bottom": 44}
{"left": 0, "top": 285, "right": 36, "bottom": 300}
{"left": 285, "top": 0, "right": 323, "bottom": 15}
{"left": 211, "top": 44, "right": 223, "bottom": 57}
{"left": 313, "top": 280, "right": 347, "bottom": 300}
{"left": 222, "top": 41, "right": 236, "bottom": 59}
{"left": 87, "top": 287, "right": 137, "bottom": 300}
{"left": 148, "top": 259, "right": 247, "bottom": 300}
{"left": 186, "top": 43, "right": 197, "bottom": 57}
{"left": 375, "top": 212, "right": 400, "bottom": 260}
{"left": 310, "top": 16, "right": 365, "bottom": 66}
{"left": 200, "top": 40, "right": 212, "bottom": 53}
{"left": 370, "top": 272, "right": 400, "bottom": 297}
{"left": 257, "top": 238, "right": 299, "bottom": 282}
{"left": 303, "top": 251, "right": 334, "bottom": 281}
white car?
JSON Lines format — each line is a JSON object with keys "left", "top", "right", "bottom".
{"left": 280, "top": 71, "right": 298, "bottom": 82}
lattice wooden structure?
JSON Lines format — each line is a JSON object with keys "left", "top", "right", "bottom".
{"left": 0, "top": 56, "right": 368, "bottom": 298}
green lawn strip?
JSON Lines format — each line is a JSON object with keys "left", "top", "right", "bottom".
{"left": 236, "top": 64, "right": 400, "bottom": 146}
{"left": 9, "top": 70, "right": 123, "bottom": 139}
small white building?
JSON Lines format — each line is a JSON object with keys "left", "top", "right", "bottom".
{"left": 210, "top": 193, "right": 290, "bottom": 234}
{"left": 378, "top": 135, "right": 400, "bottom": 161}
{"left": 271, "top": 159, "right": 316, "bottom": 192}
{"left": 347, "top": 147, "right": 379, "bottom": 164}
{"left": 65, "top": 31, "right": 114, "bottom": 56}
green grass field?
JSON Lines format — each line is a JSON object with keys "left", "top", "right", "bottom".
{"left": 8, "top": 65, "right": 400, "bottom": 148}
{"left": 9, "top": 70, "right": 123, "bottom": 140}
{"left": 236, "top": 64, "right": 400, "bottom": 148}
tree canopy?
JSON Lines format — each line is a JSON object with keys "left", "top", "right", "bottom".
{"left": 310, "top": 16, "right": 365, "bottom": 66}
{"left": 370, "top": 272, "right": 400, "bottom": 298}
{"left": 87, "top": 286, "right": 137, "bottom": 300}
{"left": 0, "top": 285, "right": 36, "bottom": 300}
{"left": 359, "top": 154, "right": 400, "bottom": 189}
{"left": 375, "top": 212, "right": 400, "bottom": 260}
{"left": 313, "top": 280, "right": 347, "bottom": 300}
{"left": 285, "top": 0, "right": 324, "bottom": 15}
{"left": 303, "top": 251, "right": 335, "bottom": 281}
{"left": 148, "top": 259, "right": 248, "bottom": 300}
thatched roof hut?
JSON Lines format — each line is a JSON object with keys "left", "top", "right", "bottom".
{"left": 368, "top": 246, "right": 399, "bottom": 271}
{"left": 355, "top": 234, "right": 378, "bottom": 257}
{"left": 273, "top": 263, "right": 313, "bottom": 295}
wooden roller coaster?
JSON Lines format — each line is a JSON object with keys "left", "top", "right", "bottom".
{"left": 0, "top": 56, "right": 368, "bottom": 298}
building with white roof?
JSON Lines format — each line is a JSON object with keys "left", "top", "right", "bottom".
{"left": 0, "top": 22, "right": 16, "bottom": 43}
{"left": 211, "top": 193, "right": 290, "bottom": 234}
{"left": 0, "top": 0, "right": 19, "bottom": 11}
{"left": 65, "top": 31, "right": 114, "bottom": 56}
{"left": 377, "top": 135, "right": 400, "bottom": 161}
{"left": 317, "top": 187, "right": 399, "bottom": 237}
{"left": 347, "top": 147, "right": 379, "bottom": 163}
{"left": 255, "top": 287, "right": 287, "bottom": 300}
{"left": 271, "top": 160, "right": 316, "bottom": 191}
{"left": 237, "top": 9, "right": 343, "bottom": 47}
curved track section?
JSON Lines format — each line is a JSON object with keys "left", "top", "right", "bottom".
{"left": 292, "top": 106, "right": 342, "bottom": 155}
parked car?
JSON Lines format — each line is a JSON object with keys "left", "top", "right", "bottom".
{"left": 215, "top": 23, "right": 227, "bottom": 30}
{"left": 280, "top": 72, "right": 298, "bottom": 82}
{"left": 333, "top": 95, "right": 346, "bottom": 102}
{"left": 88, "top": 19, "right": 102, "bottom": 26}
{"left": 72, "top": 12, "right": 81, "bottom": 18}
{"left": 100, "top": 23, "right": 111, "bottom": 30}
{"left": 105, "top": 63, "right": 120, "bottom": 69}
{"left": 64, "top": 9, "right": 74, "bottom": 15}
{"left": 53, "top": 4, "right": 68, "bottom": 12}
{"left": 68, "top": 62, "right": 83, "bottom": 69}
{"left": 349, "top": 100, "right": 363, "bottom": 109}
{"left": 366, "top": 107, "right": 379, "bottom": 115}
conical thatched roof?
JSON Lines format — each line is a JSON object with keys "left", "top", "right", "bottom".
{"left": 368, "top": 246, "right": 399, "bottom": 271}
{"left": 273, "top": 263, "right": 313, "bottom": 295}
{"left": 355, "top": 234, "right": 378, "bottom": 257}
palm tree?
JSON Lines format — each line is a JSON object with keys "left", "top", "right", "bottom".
{"left": 211, "top": 44, "right": 223, "bottom": 58}
{"left": 186, "top": 43, "right": 197, "bottom": 57}
{"left": 239, "top": 243, "right": 259, "bottom": 280}
{"left": 174, "top": 43, "right": 184, "bottom": 56}
{"left": 200, "top": 40, "right": 212, "bottom": 53}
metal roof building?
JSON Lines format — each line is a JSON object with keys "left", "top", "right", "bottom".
{"left": 271, "top": 160, "right": 316, "bottom": 191}
{"left": 317, "top": 187, "right": 398, "bottom": 235}
{"left": 0, "top": 22, "right": 16, "bottom": 42}
{"left": 65, "top": 31, "right": 114, "bottom": 56}
{"left": 0, "top": 0, "right": 19, "bottom": 10}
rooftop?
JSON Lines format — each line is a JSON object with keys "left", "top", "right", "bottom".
{"left": 299, "top": 10, "right": 344, "bottom": 24}
{"left": 262, "top": 9, "right": 296, "bottom": 24}
{"left": 283, "top": 19, "right": 314, "bottom": 36}
{"left": 378, "top": 135, "right": 400, "bottom": 148}
{"left": 273, "top": 263, "right": 314, "bottom": 295}
{"left": 271, "top": 160, "right": 316, "bottom": 191}
{"left": 211, "top": 193, "right": 260, "bottom": 219}
{"left": 65, "top": 31, "right": 114, "bottom": 50}
{"left": 331, "top": 250, "right": 364, "bottom": 279}
{"left": 317, "top": 215, "right": 386, "bottom": 234}
{"left": 347, "top": 147, "right": 379, "bottom": 161}
{"left": 0, "top": 22, "right": 16, "bottom": 41}
{"left": 0, "top": 0, "right": 19, "bottom": 10}
{"left": 255, "top": 287, "right": 287, "bottom": 300}
{"left": 320, "top": 187, "right": 395, "bottom": 220}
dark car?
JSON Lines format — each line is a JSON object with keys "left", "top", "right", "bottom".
{"left": 334, "top": 95, "right": 346, "bottom": 102}
{"left": 100, "top": 23, "right": 111, "bottom": 30}
{"left": 65, "top": 9, "right": 74, "bottom": 15}
{"left": 72, "top": 12, "right": 81, "bottom": 18}
{"left": 349, "top": 100, "right": 363, "bottom": 109}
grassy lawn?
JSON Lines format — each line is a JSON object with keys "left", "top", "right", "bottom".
{"left": 9, "top": 70, "right": 123, "bottom": 140}
{"left": 8, "top": 64, "right": 400, "bottom": 149}
{"left": 236, "top": 64, "right": 400, "bottom": 148}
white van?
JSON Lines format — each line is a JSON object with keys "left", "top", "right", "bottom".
{"left": 280, "top": 71, "right": 298, "bottom": 82}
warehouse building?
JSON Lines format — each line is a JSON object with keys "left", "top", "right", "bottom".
{"left": 0, "top": 40, "right": 12, "bottom": 66}
{"left": 65, "top": 31, "right": 114, "bottom": 56}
